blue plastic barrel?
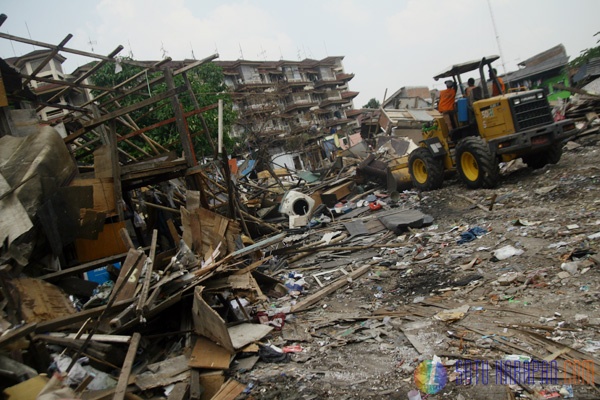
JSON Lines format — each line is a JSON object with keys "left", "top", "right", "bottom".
{"left": 457, "top": 98, "right": 469, "bottom": 123}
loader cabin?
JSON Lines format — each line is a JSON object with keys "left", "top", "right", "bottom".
{"left": 433, "top": 55, "right": 502, "bottom": 141}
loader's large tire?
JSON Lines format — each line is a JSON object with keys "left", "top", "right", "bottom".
{"left": 408, "top": 147, "right": 444, "bottom": 191}
{"left": 456, "top": 136, "right": 500, "bottom": 189}
{"left": 522, "top": 142, "right": 563, "bottom": 170}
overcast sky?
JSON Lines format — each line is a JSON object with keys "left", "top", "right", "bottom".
{"left": 1, "top": 0, "right": 598, "bottom": 106}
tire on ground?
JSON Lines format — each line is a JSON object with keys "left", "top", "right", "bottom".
{"left": 522, "top": 142, "right": 563, "bottom": 169}
{"left": 456, "top": 136, "right": 500, "bottom": 189}
{"left": 408, "top": 147, "right": 444, "bottom": 191}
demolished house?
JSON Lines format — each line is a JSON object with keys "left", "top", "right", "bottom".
{"left": 2, "top": 12, "right": 600, "bottom": 400}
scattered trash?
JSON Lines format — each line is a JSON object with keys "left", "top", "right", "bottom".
{"left": 492, "top": 245, "right": 524, "bottom": 260}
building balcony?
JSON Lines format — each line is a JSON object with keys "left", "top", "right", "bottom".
{"left": 240, "top": 103, "right": 279, "bottom": 117}
{"left": 262, "top": 125, "right": 289, "bottom": 135}
{"left": 324, "top": 117, "right": 352, "bottom": 128}
{"left": 313, "top": 78, "right": 343, "bottom": 88}
{"left": 279, "top": 78, "right": 312, "bottom": 89}
{"left": 336, "top": 73, "right": 355, "bottom": 82}
{"left": 320, "top": 96, "right": 347, "bottom": 107}
{"left": 341, "top": 91, "right": 359, "bottom": 100}
{"left": 290, "top": 121, "right": 312, "bottom": 134}
{"left": 283, "top": 100, "right": 318, "bottom": 114}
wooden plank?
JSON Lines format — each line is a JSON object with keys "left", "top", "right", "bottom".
{"left": 11, "top": 278, "right": 76, "bottom": 324}
{"left": 34, "top": 299, "right": 133, "bottom": 333}
{"left": 3, "top": 375, "right": 49, "bottom": 400}
{"left": 167, "top": 381, "right": 189, "bottom": 400}
{"left": 105, "top": 120, "right": 124, "bottom": 221}
{"left": 136, "top": 230, "right": 157, "bottom": 317}
{"left": 75, "top": 221, "right": 129, "bottom": 263}
{"left": 117, "top": 104, "right": 218, "bottom": 143}
{"left": 70, "top": 178, "right": 116, "bottom": 215}
{"left": 0, "top": 322, "right": 36, "bottom": 349}
{"left": 40, "top": 251, "right": 129, "bottom": 283}
{"left": 192, "top": 286, "right": 234, "bottom": 352}
{"left": 227, "top": 323, "right": 273, "bottom": 350}
{"left": 40, "top": 333, "right": 131, "bottom": 344}
{"left": 64, "top": 87, "right": 185, "bottom": 143}
{"left": 211, "top": 378, "right": 245, "bottom": 400}
{"left": 114, "top": 332, "right": 141, "bottom": 400}
{"left": 93, "top": 146, "right": 113, "bottom": 179}
{"left": 232, "top": 256, "right": 272, "bottom": 276}
{"left": 198, "top": 371, "right": 224, "bottom": 400}
{"left": 188, "top": 336, "right": 232, "bottom": 370}
{"left": 166, "top": 218, "right": 180, "bottom": 244}
{"left": 189, "top": 369, "right": 202, "bottom": 400}
{"left": 107, "top": 249, "right": 144, "bottom": 304}
{"left": 119, "top": 227, "right": 135, "bottom": 250}
{"left": 291, "top": 262, "right": 373, "bottom": 312}
{"left": 135, "top": 355, "right": 190, "bottom": 390}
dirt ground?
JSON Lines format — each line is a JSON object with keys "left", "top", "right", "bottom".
{"left": 234, "top": 133, "right": 600, "bottom": 399}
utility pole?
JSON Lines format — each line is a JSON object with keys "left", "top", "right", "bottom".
{"left": 487, "top": 0, "right": 507, "bottom": 76}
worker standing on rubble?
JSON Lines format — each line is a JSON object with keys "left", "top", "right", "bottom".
{"left": 465, "top": 78, "right": 476, "bottom": 99}
{"left": 438, "top": 80, "right": 457, "bottom": 129}
{"left": 489, "top": 68, "right": 505, "bottom": 96}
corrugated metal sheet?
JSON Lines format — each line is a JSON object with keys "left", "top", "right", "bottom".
{"left": 407, "top": 109, "right": 435, "bottom": 121}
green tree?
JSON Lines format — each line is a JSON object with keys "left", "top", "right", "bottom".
{"left": 89, "top": 58, "right": 237, "bottom": 160}
{"left": 569, "top": 32, "right": 600, "bottom": 68}
{"left": 362, "top": 97, "right": 380, "bottom": 109}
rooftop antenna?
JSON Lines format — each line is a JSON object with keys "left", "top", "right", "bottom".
{"left": 258, "top": 44, "right": 267, "bottom": 61}
{"left": 160, "top": 42, "right": 168, "bottom": 59}
{"left": 24, "top": 21, "right": 35, "bottom": 50}
{"left": 190, "top": 42, "right": 196, "bottom": 60}
{"left": 7, "top": 30, "right": 17, "bottom": 57}
{"left": 214, "top": 42, "right": 219, "bottom": 55}
{"left": 323, "top": 41, "right": 329, "bottom": 57}
{"left": 238, "top": 43, "right": 244, "bottom": 60}
{"left": 87, "top": 36, "right": 97, "bottom": 52}
{"left": 127, "top": 40, "right": 134, "bottom": 58}
{"left": 487, "top": 0, "right": 507, "bottom": 75}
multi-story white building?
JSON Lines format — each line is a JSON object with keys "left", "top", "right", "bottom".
{"left": 6, "top": 50, "right": 94, "bottom": 122}
{"left": 215, "top": 56, "right": 359, "bottom": 169}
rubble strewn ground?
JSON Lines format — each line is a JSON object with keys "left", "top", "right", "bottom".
{"left": 232, "top": 133, "right": 600, "bottom": 399}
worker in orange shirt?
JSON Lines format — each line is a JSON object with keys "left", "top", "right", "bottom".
{"left": 438, "top": 80, "right": 457, "bottom": 129}
{"left": 489, "top": 68, "right": 505, "bottom": 96}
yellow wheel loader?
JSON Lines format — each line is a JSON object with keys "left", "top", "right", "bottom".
{"left": 403, "top": 56, "right": 578, "bottom": 191}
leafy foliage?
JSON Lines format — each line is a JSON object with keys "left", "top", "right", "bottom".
{"left": 569, "top": 32, "right": 600, "bottom": 68}
{"left": 89, "top": 58, "right": 237, "bottom": 160}
{"left": 362, "top": 97, "right": 381, "bottom": 109}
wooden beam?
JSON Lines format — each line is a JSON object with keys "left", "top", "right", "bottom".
{"left": 164, "top": 69, "right": 196, "bottom": 168}
{"left": 22, "top": 34, "right": 72, "bottom": 86}
{"left": 116, "top": 104, "right": 217, "bottom": 143}
{"left": 21, "top": 73, "right": 116, "bottom": 92}
{"left": 136, "top": 230, "right": 157, "bottom": 318}
{"left": 173, "top": 53, "right": 219, "bottom": 75}
{"left": 0, "top": 31, "right": 159, "bottom": 69}
{"left": 34, "top": 100, "right": 92, "bottom": 114}
{"left": 99, "top": 75, "right": 164, "bottom": 109}
{"left": 80, "top": 59, "right": 171, "bottom": 108}
{"left": 291, "top": 262, "right": 374, "bottom": 312}
{"left": 34, "top": 299, "right": 133, "bottom": 333}
{"left": 114, "top": 332, "right": 142, "bottom": 400}
{"left": 39, "top": 251, "right": 130, "bottom": 283}
{"left": 64, "top": 86, "right": 185, "bottom": 143}
{"left": 0, "top": 322, "right": 36, "bottom": 349}
{"left": 45, "top": 45, "right": 124, "bottom": 105}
